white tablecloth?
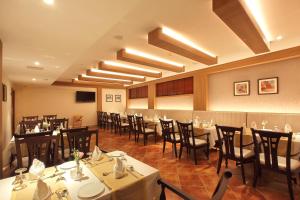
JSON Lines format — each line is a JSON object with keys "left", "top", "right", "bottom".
{"left": 0, "top": 151, "right": 161, "bottom": 200}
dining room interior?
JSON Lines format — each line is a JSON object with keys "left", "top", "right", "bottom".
{"left": 1, "top": 0, "right": 300, "bottom": 199}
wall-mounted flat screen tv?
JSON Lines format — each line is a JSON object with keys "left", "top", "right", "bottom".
{"left": 76, "top": 91, "right": 95, "bottom": 102}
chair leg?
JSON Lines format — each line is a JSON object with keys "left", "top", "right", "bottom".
{"left": 179, "top": 144, "right": 183, "bottom": 159}
{"left": 144, "top": 135, "right": 147, "bottom": 146}
{"left": 128, "top": 130, "right": 131, "bottom": 140}
{"left": 287, "top": 174, "right": 294, "bottom": 200}
{"left": 216, "top": 151, "right": 222, "bottom": 174}
{"left": 163, "top": 139, "right": 166, "bottom": 154}
{"left": 253, "top": 160, "right": 258, "bottom": 187}
{"left": 193, "top": 148, "right": 197, "bottom": 165}
{"left": 206, "top": 145, "right": 209, "bottom": 160}
{"left": 240, "top": 162, "right": 246, "bottom": 184}
{"left": 154, "top": 132, "right": 157, "bottom": 143}
{"left": 225, "top": 158, "right": 228, "bottom": 168}
{"left": 174, "top": 143, "right": 177, "bottom": 158}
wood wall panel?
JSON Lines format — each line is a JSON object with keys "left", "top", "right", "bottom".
{"left": 129, "top": 86, "right": 148, "bottom": 99}
{"left": 148, "top": 83, "right": 155, "bottom": 109}
{"left": 0, "top": 40, "right": 3, "bottom": 178}
{"left": 156, "top": 77, "right": 193, "bottom": 97}
{"left": 97, "top": 87, "right": 102, "bottom": 111}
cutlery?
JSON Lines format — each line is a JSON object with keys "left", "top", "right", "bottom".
{"left": 127, "top": 165, "right": 144, "bottom": 177}
{"left": 102, "top": 171, "right": 113, "bottom": 176}
{"left": 126, "top": 168, "right": 138, "bottom": 179}
{"left": 91, "top": 158, "right": 113, "bottom": 167}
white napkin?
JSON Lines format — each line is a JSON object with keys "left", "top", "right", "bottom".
{"left": 284, "top": 123, "right": 292, "bottom": 133}
{"left": 91, "top": 146, "right": 102, "bottom": 161}
{"left": 29, "top": 159, "right": 45, "bottom": 179}
{"left": 34, "top": 125, "right": 40, "bottom": 133}
{"left": 60, "top": 122, "right": 64, "bottom": 130}
{"left": 33, "top": 179, "right": 51, "bottom": 200}
{"left": 113, "top": 158, "right": 125, "bottom": 179}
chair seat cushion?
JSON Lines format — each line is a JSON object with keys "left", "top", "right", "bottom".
{"left": 108, "top": 119, "right": 112, "bottom": 123}
{"left": 189, "top": 137, "right": 207, "bottom": 146}
{"left": 121, "top": 123, "right": 129, "bottom": 127}
{"left": 12, "top": 157, "right": 29, "bottom": 168}
{"left": 145, "top": 128, "right": 155, "bottom": 133}
{"left": 259, "top": 153, "right": 300, "bottom": 171}
{"left": 170, "top": 134, "right": 180, "bottom": 141}
{"left": 234, "top": 148, "right": 254, "bottom": 159}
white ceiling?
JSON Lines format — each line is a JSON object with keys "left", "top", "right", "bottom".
{"left": 1, "top": 0, "right": 300, "bottom": 85}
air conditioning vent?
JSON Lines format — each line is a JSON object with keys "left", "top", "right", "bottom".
{"left": 26, "top": 66, "right": 44, "bottom": 70}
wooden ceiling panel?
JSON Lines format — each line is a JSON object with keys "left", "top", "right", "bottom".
{"left": 86, "top": 68, "right": 145, "bottom": 82}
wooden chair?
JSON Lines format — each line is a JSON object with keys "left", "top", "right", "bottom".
{"left": 102, "top": 112, "right": 109, "bottom": 129}
{"left": 22, "top": 115, "right": 39, "bottom": 122}
{"left": 97, "top": 111, "right": 102, "bottom": 127}
{"left": 127, "top": 115, "right": 137, "bottom": 141}
{"left": 215, "top": 125, "right": 254, "bottom": 184}
{"left": 59, "top": 127, "right": 88, "bottom": 160}
{"left": 115, "top": 113, "right": 129, "bottom": 135}
{"left": 66, "top": 128, "right": 92, "bottom": 159}
{"left": 160, "top": 119, "right": 180, "bottom": 157}
{"left": 110, "top": 113, "right": 116, "bottom": 133}
{"left": 136, "top": 116, "right": 157, "bottom": 145}
{"left": 251, "top": 129, "right": 300, "bottom": 200}
{"left": 157, "top": 170, "right": 232, "bottom": 200}
{"left": 177, "top": 121, "right": 210, "bottom": 165}
{"left": 15, "top": 134, "right": 59, "bottom": 169}
{"left": 42, "top": 115, "right": 57, "bottom": 122}
{"left": 20, "top": 120, "right": 43, "bottom": 134}
{"left": 50, "top": 118, "right": 69, "bottom": 130}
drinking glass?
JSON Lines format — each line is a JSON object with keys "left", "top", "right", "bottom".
{"left": 13, "top": 168, "right": 27, "bottom": 191}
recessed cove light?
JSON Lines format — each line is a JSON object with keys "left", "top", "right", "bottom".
{"left": 276, "top": 35, "right": 283, "bottom": 41}
{"left": 43, "top": 0, "right": 54, "bottom": 5}
{"left": 32, "top": 78, "right": 36, "bottom": 81}
{"left": 34, "top": 61, "right": 40, "bottom": 66}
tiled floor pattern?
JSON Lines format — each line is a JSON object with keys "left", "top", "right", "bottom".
{"left": 98, "top": 128, "right": 300, "bottom": 200}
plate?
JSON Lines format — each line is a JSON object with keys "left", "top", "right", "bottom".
{"left": 60, "top": 161, "right": 76, "bottom": 170}
{"left": 107, "top": 151, "right": 127, "bottom": 157}
{"left": 77, "top": 182, "right": 105, "bottom": 198}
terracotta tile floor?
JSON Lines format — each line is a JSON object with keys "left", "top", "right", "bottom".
{"left": 98, "top": 128, "right": 300, "bottom": 200}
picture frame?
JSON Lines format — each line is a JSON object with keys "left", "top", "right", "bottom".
{"left": 115, "top": 94, "right": 121, "bottom": 102}
{"left": 106, "top": 94, "right": 113, "bottom": 102}
{"left": 2, "top": 83, "right": 7, "bottom": 102}
{"left": 234, "top": 80, "right": 250, "bottom": 96}
{"left": 258, "top": 77, "right": 279, "bottom": 95}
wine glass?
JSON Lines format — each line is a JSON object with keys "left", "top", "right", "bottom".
{"left": 13, "top": 168, "right": 27, "bottom": 191}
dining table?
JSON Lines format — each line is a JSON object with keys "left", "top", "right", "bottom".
{"left": 0, "top": 151, "right": 161, "bottom": 200}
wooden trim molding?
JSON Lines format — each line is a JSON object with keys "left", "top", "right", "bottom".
{"left": 86, "top": 69, "right": 145, "bottom": 82}
{"left": 0, "top": 39, "right": 3, "bottom": 178}
{"left": 98, "top": 61, "right": 162, "bottom": 78}
{"left": 117, "top": 48, "right": 185, "bottom": 73}
{"left": 213, "top": 0, "right": 270, "bottom": 54}
{"left": 148, "top": 28, "right": 217, "bottom": 65}
{"left": 78, "top": 74, "right": 133, "bottom": 85}
{"left": 97, "top": 87, "right": 102, "bottom": 111}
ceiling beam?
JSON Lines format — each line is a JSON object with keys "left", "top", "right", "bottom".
{"left": 148, "top": 28, "right": 217, "bottom": 65}
{"left": 78, "top": 74, "right": 133, "bottom": 84}
{"left": 213, "top": 0, "right": 270, "bottom": 54}
{"left": 86, "top": 68, "right": 145, "bottom": 82}
{"left": 117, "top": 48, "right": 185, "bottom": 73}
{"left": 52, "top": 80, "right": 125, "bottom": 89}
{"left": 98, "top": 61, "right": 162, "bottom": 78}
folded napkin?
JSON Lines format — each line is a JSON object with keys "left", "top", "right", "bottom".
{"left": 29, "top": 159, "right": 45, "bottom": 179}
{"left": 284, "top": 123, "right": 292, "bottom": 133}
{"left": 33, "top": 179, "right": 51, "bottom": 200}
{"left": 92, "top": 146, "right": 102, "bottom": 161}
{"left": 113, "top": 158, "right": 125, "bottom": 179}
{"left": 34, "top": 125, "right": 40, "bottom": 133}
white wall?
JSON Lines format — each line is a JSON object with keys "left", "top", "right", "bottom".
{"left": 208, "top": 57, "right": 300, "bottom": 113}
{"left": 102, "top": 88, "right": 126, "bottom": 113}
{"left": 128, "top": 98, "right": 148, "bottom": 109}
{"left": 15, "top": 86, "right": 97, "bottom": 126}
{"left": 2, "top": 74, "right": 12, "bottom": 166}
{"left": 155, "top": 94, "right": 193, "bottom": 110}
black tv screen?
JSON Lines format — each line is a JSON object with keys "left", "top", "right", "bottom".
{"left": 76, "top": 91, "right": 95, "bottom": 102}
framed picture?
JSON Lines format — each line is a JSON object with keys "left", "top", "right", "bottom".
{"left": 234, "top": 81, "right": 250, "bottom": 96}
{"left": 258, "top": 77, "right": 278, "bottom": 95}
{"left": 115, "top": 95, "right": 121, "bottom": 102}
{"left": 106, "top": 94, "right": 113, "bottom": 102}
{"left": 2, "top": 83, "right": 7, "bottom": 102}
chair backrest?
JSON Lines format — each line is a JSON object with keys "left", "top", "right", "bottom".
{"left": 176, "top": 121, "right": 195, "bottom": 146}
{"left": 103, "top": 112, "right": 108, "bottom": 123}
{"left": 65, "top": 127, "right": 91, "bottom": 157}
{"left": 43, "top": 115, "right": 57, "bottom": 122}
{"left": 135, "top": 116, "right": 145, "bottom": 133}
{"left": 20, "top": 120, "right": 43, "bottom": 134}
{"left": 50, "top": 118, "right": 69, "bottom": 130}
{"left": 251, "top": 128, "right": 292, "bottom": 172}
{"left": 15, "top": 134, "right": 59, "bottom": 168}
{"left": 127, "top": 115, "right": 136, "bottom": 131}
{"left": 22, "top": 115, "right": 39, "bottom": 122}
{"left": 110, "top": 113, "right": 116, "bottom": 124}
{"left": 211, "top": 170, "right": 233, "bottom": 200}
{"left": 115, "top": 113, "right": 121, "bottom": 126}
{"left": 160, "top": 119, "right": 176, "bottom": 141}
{"left": 215, "top": 125, "right": 243, "bottom": 160}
